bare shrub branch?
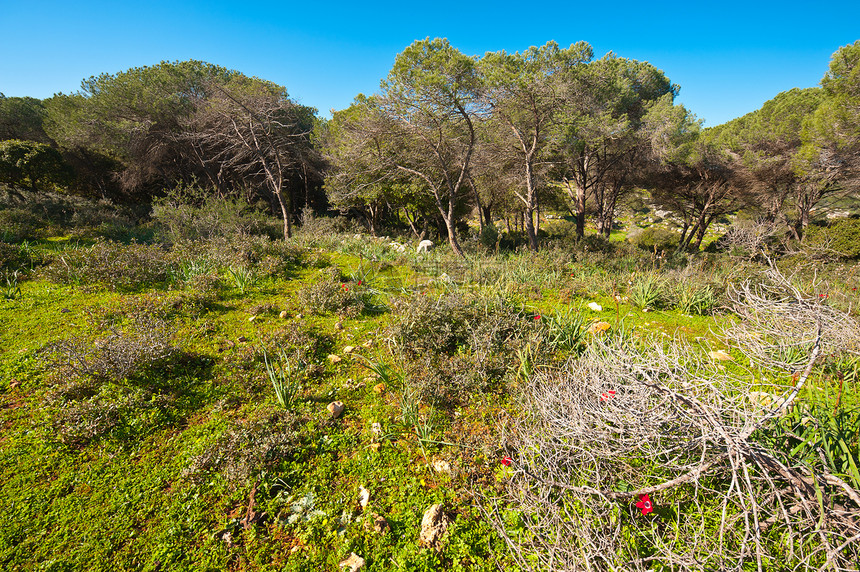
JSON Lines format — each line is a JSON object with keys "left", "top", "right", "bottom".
{"left": 479, "top": 267, "right": 860, "bottom": 571}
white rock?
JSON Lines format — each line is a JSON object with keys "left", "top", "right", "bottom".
{"left": 358, "top": 486, "right": 370, "bottom": 509}
{"left": 417, "top": 240, "right": 434, "bottom": 253}
{"left": 587, "top": 302, "right": 603, "bottom": 312}
{"left": 431, "top": 459, "right": 451, "bottom": 474}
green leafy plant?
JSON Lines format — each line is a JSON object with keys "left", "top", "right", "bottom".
{"left": 673, "top": 282, "right": 717, "bottom": 315}
{"left": 263, "top": 348, "right": 303, "bottom": 409}
{"left": 225, "top": 265, "right": 256, "bottom": 294}
{"left": 540, "top": 306, "right": 589, "bottom": 352}
{"left": 629, "top": 272, "right": 664, "bottom": 309}
{"left": 2, "top": 269, "right": 21, "bottom": 300}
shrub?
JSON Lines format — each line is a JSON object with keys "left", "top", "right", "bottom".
{"left": 804, "top": 217, "right": 860, "bottom": 259}
{"left": 48, "top": 387, "right": 174, "bottom": 446}
{"left": 295, "top": 266, "right": 365, "bottom": 317}
{"left": 479, "top": 225, "right": 500, "bottom": 251}
{"left": 629, "top": 226, "right": 679, "bottom": 252}
{"left": 42, "top": 239, "right": 173, "bottom": 291}
{"left": 44, "top": 313, "right": 177, "bottom": 383}
{"left": 0, "top": 208, "right": 45, "bottom": 241}
{"left": 184, "top": 410, "right": 304, "bottom": 484}
{"left": 151, "top": 184, "right": 278, "bottom": 244}
{"left": 388, "top": 290, "right": 527, "bottom": 358}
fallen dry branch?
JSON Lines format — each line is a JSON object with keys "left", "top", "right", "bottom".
{"left": 479, "top": 269, "right": 860, "bottom": 571}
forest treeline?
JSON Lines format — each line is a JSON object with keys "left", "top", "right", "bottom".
{"left": 1, "top": 39, "right": 858, "bottom": 253}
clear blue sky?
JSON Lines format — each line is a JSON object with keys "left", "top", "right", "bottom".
{"left": 1, "top": 0, "right": 858, "bottom": 126}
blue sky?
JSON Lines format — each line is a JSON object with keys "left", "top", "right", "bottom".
{"left": 1, "top": 0, "right": 858, "bottom": 126}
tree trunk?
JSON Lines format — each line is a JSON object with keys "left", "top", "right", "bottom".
{"left": 274, "top": 189, "right": 291, "bottom": 240}
{"left": 524, "top": 206, "right": 538, "bottom": 251}
{"left": 575, "top": 185, "right": 586, "bottom": 238}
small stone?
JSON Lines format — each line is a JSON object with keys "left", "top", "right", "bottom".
{"left": 431, "top": 459, "right": 451, "bottom": 474}
{"left": 338, "top": 552, "right": 365, "bottom": 572}
{"left": 295, "top": 313, "right": 303, "bottom": 320}
{"left": 328, "top": 354, "right": 342, "bottom": 364}
{"left": 358, "top": 486, "right": 370, "bottom": 509}
{"left": 335, "top": 321, "right": 344, "bottom": 330}
{"left": 419, "top": 504, "right": 451, "bottom": 550}
{"left": 279, "top": 310, "right": 289, "bottom": 319}
{"left": 709, "top": 349, "right": 734, "bottom": 362}
{"left": 237, "top": 336, "right": 248, "bottom": 343}
{"left": 373, "top": 383, "right": 386, "bottom": 394}
{"left": 343, "top": 345, "right": 355, "bottom": 354}
{"left": 327, "top": 401, "right": 345, "bottom": 419}
{"left": 587, "top": 302, "right": 603, "bottom": 312}
{"left": 642, "top": 308, "right": 651, "bottom": 313}
{"left": 371, "top": 422, "right": 383, "bottom": 437}
{"left": 587, "top": 321, "right": 611, "bottom": 335}
{"left": 60, "top": 308, "right": 70, "bottom": 313}
{"left": 362, "top": 340, "right": 373, "bottom": 348}
{"left": 369, "top": 443, "right": 381, "bottom": 451}
{"left": 248, "top": 315, "right": 256, "bottom": 321}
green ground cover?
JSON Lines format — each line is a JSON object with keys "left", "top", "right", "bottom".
{"left": 1, "top": 219, "right": 858, "bottom": 571}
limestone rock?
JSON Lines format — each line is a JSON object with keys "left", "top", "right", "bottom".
{"left": 358, "top": 486, "right": 370, "bottom": 509}
{"left": 419, "top": 504, "right": 451, "bottom": 550}
{"left": 279, "top": 310, "right": 289, "bottom": 319}
{"left": 343, "top": 345, "right": 355, "bottom": 354}
{"left": 373, "top": 382, "right": 386, "bottom": 394}
{"left": 327, "top": 401, "right": 345, "bottom": 419}
{"left": 587, "top": 301, "right": 603, "bottom": 312}
{"left": 431, "top": 459, "right": 451, "bottom": 474}
{"left": 338, "top": 552, "right": 365, "bottom": 572}
{"left": 328, "top": 354, "right": 342, "bottom": 364}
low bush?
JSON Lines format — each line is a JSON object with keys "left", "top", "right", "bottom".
{"left": 151, "top": 184, "right": 279, "bottom": 244}
{"left": 44, "top": 313, "right": 177, "bottom": 383}
{"left": 804, "top": 217, "right": 860, "bottom": 259}
{"left": 184, "top": 410, "right": 304, "bottom": 484}
{"left": 388, "top": 290, "right": 528, "bottom": 357}
{"left": 0, "top": 208, "right": 45, "bottom": 241}
{"left": 48, "top": 386, "right": 174, "bottom": 446}
{"left": 629, "top": 226, "right": 680, "bottom": 253}
{"left": 42, "top": 239, "right": 173, "bottom": 291}
{"left": 295, "top": 266, "right": 366, "bottom": 317}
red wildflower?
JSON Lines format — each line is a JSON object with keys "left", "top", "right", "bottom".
{"left": 636, "top": 494, "right": 654, "bottom": 515}
{"left": 534, "top": 315, "right": 541, "bottom": 321}
{"left": 501, "top": 455, "right": 513, "bottom": 467}
{"left": 599, "top": 390, "right": 616, "bottom": 402}
{"left": 357, "top": 280, "right": 362, "bottom": 285}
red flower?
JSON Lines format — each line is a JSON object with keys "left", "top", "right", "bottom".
{"left": 534, "top": 315, "right": 541, "bottom": 321}
{"left": 599, "top": 390, "right": 616, "bottom": 402}
{"left": 501, "top": 455, "right": 512, "bottom": 467}
{"left": 636, "top": 494, "right": 654, "bottom": 515}
{"left": 357, "top": 280, "right": 362, "bottom": 285}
